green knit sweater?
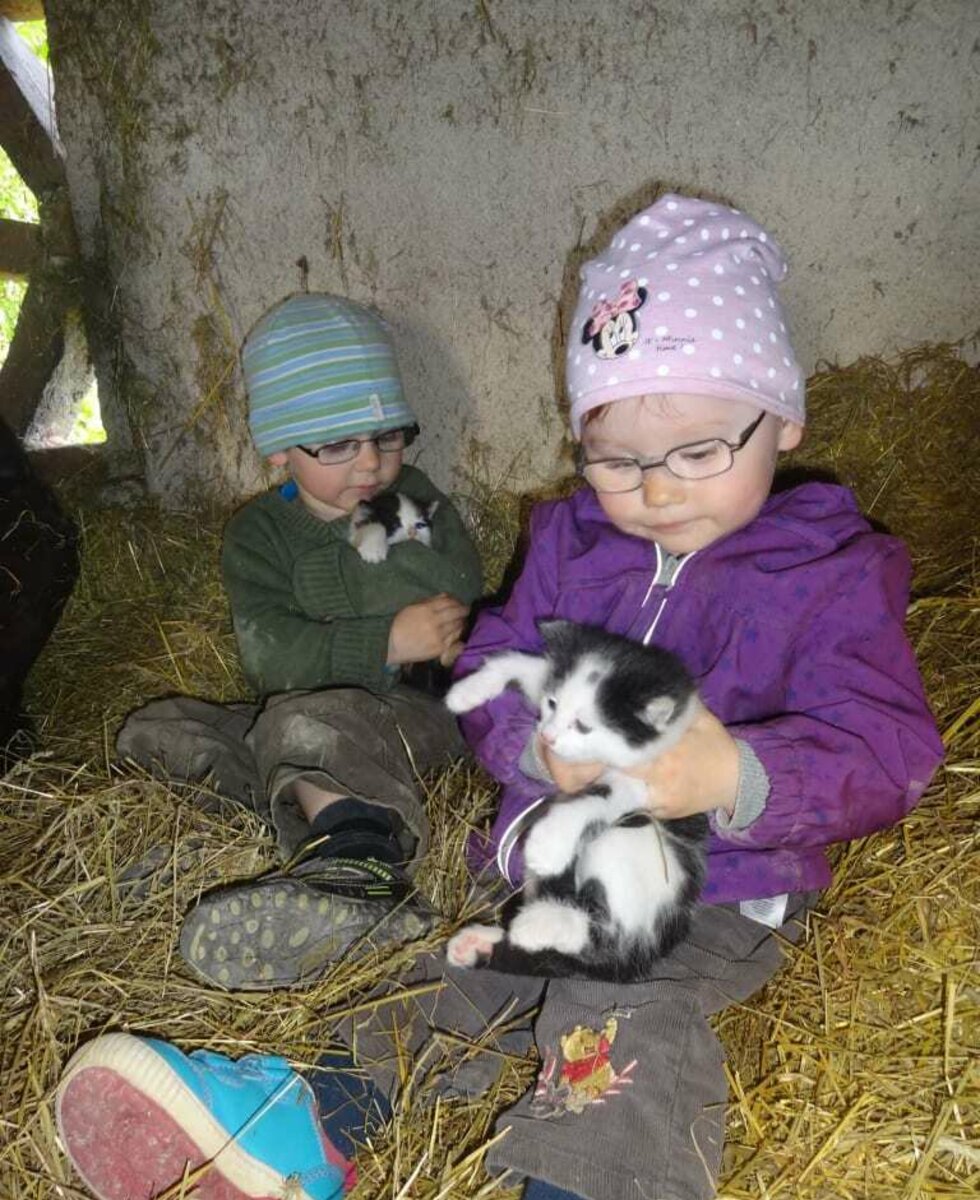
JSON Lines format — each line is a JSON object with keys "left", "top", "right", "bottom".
{"left": 222, "top": 465, "right": 483, "bottom": 697}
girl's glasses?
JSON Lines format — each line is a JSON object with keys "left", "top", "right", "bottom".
{"left": 581, "top": 411, "right": 766, "bottom": 494}
{"left": 296, "top": 424, "right": 419, "bottom": 466}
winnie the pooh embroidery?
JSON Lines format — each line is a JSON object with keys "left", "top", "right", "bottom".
{"left": 530, "top": 1016, "right": 636, "bottom": 1118}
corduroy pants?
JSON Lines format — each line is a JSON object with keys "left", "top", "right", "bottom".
{"left": 333, "top": 896, "right": 811, "bottom": 1200}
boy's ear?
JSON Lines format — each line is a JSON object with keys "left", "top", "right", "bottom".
{"left": 777, "top": 420, "right": 804, "bottom": 452}
{"left": 267, "top": 450, "right": 290, "bottom": 467}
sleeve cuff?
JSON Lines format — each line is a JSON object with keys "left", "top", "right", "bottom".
{"left": 714, "top": 738, "right": 770, "bottom": 833}
{"left": 329, "top": 614, "right": 395, "bottom": 689}
{"left": 519, "top": 734, "right": 552, "bottom": 782}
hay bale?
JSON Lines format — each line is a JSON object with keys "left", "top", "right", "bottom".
{"left": 2, "top": 345, "right": 977, "bottom": 1197}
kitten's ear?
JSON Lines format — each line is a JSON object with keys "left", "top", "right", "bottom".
{"left": 425, "top": 499, "right": 440, "bottom": 519}
{"left": 644, "top": 696, "right": 679, "bottom": 733}
{"left": 537, "top": 619, "right": 573, "bottom": 650}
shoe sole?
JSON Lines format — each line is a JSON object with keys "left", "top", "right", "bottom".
{"left": 56, "top": 1033, "right": 317, "bottom": 1200}
{"left": 179, "top": 877, "right": 432, "bottom": 990}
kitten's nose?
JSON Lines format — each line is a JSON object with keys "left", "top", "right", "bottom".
{"left": 407, "top": 528, "right": 416, "bottom": 539}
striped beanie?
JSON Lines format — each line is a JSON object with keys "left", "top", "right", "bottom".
{"left": 242, "top": 292, "right": 417, "bottom": 456}
{"left": 566, "top": 194, "right": 804, "bottom": 437}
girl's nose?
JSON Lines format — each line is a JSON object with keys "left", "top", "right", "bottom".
{"left": 641, "top": 467, "right": 684, "bottom": 507}
{"left": 355, "top": 439, "right": 382, "bottom": 470}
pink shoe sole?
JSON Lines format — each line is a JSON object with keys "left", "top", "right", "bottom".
{"left": 58, "top": 1064, "right": 276, "bottom": 1199}
{"left": 56, "top": 1035, "right": 299, "bottom": 1200}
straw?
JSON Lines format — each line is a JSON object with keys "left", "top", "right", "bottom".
{"left": 3, "top": 344, "right": 977, "bottom": 1197}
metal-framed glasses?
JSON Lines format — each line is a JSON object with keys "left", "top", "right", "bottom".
{"left": 296, "top": 423, "right": 420, "bottom": 466}
{"left": 580, "top": 411, "right": 767, "bottom": 494}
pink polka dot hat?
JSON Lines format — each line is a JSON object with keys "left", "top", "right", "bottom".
{"left": 566, "top": 193, "right": 805, "bottom": 437}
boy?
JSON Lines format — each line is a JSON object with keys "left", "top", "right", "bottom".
{"left": 118, "top": 291, "right": 482, "bottom": 990}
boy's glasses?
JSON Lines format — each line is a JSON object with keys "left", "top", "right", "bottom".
{"left": 296, "top": 424, "right": 419, "bottom": 466}
{"left": 581, "top": 411, "right": 767, "bottom": 494}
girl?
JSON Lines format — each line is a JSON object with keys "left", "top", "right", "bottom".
{"left": 445, "top": 192, "right": 943, "bottom": 1198}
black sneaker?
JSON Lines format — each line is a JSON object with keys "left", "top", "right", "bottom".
{"left": 179, "top": 854, "right": 436, "bottom": 991}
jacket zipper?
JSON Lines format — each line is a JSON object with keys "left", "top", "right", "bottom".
{"left": 640, "top": 542, "right": 696, "bottom": 644}
{"left": 498, "top": 795, "right": 548, "bottom": 884}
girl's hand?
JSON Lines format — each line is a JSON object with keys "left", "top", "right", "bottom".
{"left": 626, "top": 703, "right": 740, "bottom": 819}
{"left": 537, "top": 737, "right": 604, "bottom": 794}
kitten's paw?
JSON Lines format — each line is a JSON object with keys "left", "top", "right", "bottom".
{"left": 509, "top": 899, "right": 590, "bottom": 955}
{"left": 446, "top": 924, "right": 504, "bottom": 968}
{"left": 523, "top": 811, "right": 580, "bottom": 879}
{"left": 354, "top": 524, "right": 389, "bottom": 563}
{"left": 444, "top": 674, "right": 488, "bottom": 714}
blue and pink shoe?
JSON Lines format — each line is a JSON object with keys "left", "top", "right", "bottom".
{"left": 55, "top": 1032, "right": 354, "bottom": 1200}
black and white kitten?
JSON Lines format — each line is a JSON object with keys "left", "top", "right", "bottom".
{"left": 349, "top": 493, "right": 439, "bottom": 563}
{"left": 444, "top": 620, "right": 708, "bottom": 982}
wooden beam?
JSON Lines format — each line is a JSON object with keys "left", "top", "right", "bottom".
{"left": 28, "top": 444, "right": 104, "bottom": 484}
{"left": 0, "top": 215, "right": 39, "bottom": 277}
{"left": 0, "top": 274, "right": 67, "bottom": 436}
{"left": 0, "top": 3, "right": 45, "bottom": 21}
{"left": 0, "top": 15, "right": 62, "bottom": 195}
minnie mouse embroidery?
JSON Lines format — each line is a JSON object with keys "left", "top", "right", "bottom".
{"left": 582, "top": 279, "right": 648, "bottom": 359}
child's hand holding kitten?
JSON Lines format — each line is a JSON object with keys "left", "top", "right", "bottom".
{"left": 536, "top": 742, "right": 605, "bottom": 795}
{"left": 537, "top": 705, "right": 739, "bottom": 819}
{"left": 387, "top": 593, "right": 469, "bottom": 667}
{"left": 626, "top": 705, "right": 739, "bottom": 819}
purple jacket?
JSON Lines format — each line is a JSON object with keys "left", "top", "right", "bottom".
{"left": 456, "top": 482, "right": 943, "bottom": 904}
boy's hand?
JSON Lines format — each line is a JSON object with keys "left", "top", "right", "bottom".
{"left": 537, "top": 737, "right": 604, "bottom": 794}
{"left": 626, "top": 704, "right": 740, "bottom": 819}
{"left": 387, "top": 594, "right": 469, "bottom": 666}
{"left": 439, "top": 640, "right": 465, "bottom": 668}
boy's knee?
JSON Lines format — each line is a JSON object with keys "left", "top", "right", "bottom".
{"left": 257, "top": 686, "right": 390, "bottom": 735}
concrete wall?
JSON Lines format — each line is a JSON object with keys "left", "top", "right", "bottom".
{"left": 47, "top": 0, "right": 979, "bottom": 504}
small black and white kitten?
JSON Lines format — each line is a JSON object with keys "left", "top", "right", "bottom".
{"left": 444, "top": 620, "right": 708, "bottom": 982}
{"left": 349, "top": 493, "right": 439, "bottom": 563}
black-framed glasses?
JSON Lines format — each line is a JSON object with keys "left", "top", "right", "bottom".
{"left": 296, "top": 423, "right": 419, "bottom": 466}
{"left": 580, "top": 411, "right": 767, "bottom": 494}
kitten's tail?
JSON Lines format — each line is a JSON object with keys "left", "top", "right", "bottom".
{"left": 445, "top": 652, "right": 548, "bottom": 713}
